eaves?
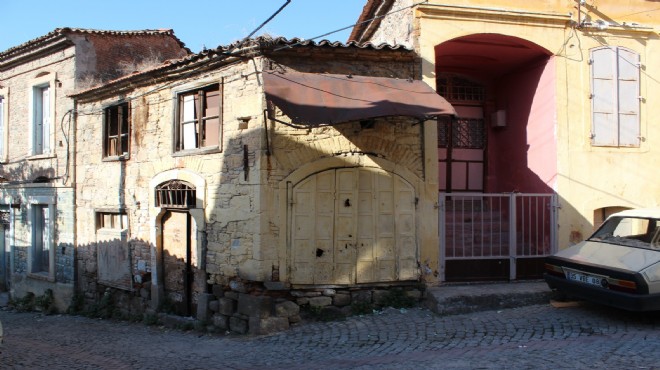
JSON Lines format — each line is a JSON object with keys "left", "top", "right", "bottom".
{"left": 0, "top": 36, "right": 74, "bottom": 72}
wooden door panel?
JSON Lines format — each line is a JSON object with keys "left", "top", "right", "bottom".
{"left": 291, "top": 168, "right": 418, "bottom": 285}
{"left": 395, "top": 176, "right": 417, "bottom": 280}
{"left": 162, "top": 211, "right": 188, "bottom": 312}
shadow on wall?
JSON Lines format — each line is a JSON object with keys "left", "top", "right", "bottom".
{"left": 0, "top": 162, "right": 58, "bottom": 185}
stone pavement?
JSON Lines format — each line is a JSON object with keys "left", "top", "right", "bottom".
{"left": 2, "top": 282, "right": 660, "bottom": 369}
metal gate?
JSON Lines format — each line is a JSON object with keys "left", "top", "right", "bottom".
{"left": 439, "top": 193, "right": 558, "bottom": 281}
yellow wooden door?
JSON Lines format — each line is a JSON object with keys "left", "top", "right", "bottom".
{"left": 290, "top": 168, "right": 417, "bottom": 285}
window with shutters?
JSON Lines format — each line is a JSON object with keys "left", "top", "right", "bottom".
{"left": 103, "top": 103, "right": 130, "bottom": 158}
{"left": 0, "top": 91, "right": 5, "bottom": 162}
{"left": 33, "top": 84, "right": 51, "bottom": 155}
{"left": 590, "top": 47, "right": 640, "bottom": 147}
{"left": 174, "top": 83, "right": 222, "bottom": 153}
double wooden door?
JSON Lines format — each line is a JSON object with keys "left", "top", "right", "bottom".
{"left": 290, "top": 168, "right": 418, "bottom": 285}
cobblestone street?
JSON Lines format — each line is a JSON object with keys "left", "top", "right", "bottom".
{"left": 1, "top": 301, "right": 660, "bottom": 369}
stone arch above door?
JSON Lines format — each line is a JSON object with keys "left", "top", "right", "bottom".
{"left": 149, "top": 169, "right": 206, "bottom": 209}
{"left": 280, "top": 159, "right": 420, "bottom": 286}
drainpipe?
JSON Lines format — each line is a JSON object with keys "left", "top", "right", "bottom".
{"left": 70, "top": 103, "right": 78, "bottom": 294}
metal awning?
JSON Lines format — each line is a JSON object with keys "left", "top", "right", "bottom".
{"left": 263, "top": 70, "right": 456, "bottom": 127}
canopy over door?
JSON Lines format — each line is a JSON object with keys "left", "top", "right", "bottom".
{"left": 263, "top": 70, "right": 456, "bottom": 126}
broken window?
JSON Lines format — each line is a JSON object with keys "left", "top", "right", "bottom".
{"left": 590, "top": 46, "right": 640, "bottom": 147}
{"left": 96, "top": 211, "right": 128, "bottom": 230}
{"left": 175, "top": 83, "right": 222, "bottom": 152}
{"left": 104, "top": 102, "right": 130, "bottom": 158}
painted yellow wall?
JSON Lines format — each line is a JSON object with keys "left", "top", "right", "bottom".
{"left": 413, "top": 0, "right": 660, "bottom": 248}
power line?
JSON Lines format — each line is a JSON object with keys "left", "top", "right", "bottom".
{"left": 274, "top": 0, "right": 429, "bottom": 52}
{"left": 225, "top": 0, "right": 292, "bottom": 55}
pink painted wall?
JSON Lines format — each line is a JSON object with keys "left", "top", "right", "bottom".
{"left": 487, "top": 57, "right": 556, "bottom": 193}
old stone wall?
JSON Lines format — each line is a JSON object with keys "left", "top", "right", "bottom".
{"left": 0, "top": 44, "right": 77, "bottom": 183}
{"left": 368, "top": 0, "right": 416, "bottom": 48}
{"left": 0, "top": 41, "right": 78, "bottom": 311}
{"left": 74, "top": 48, "right": 431, "bottom": 333}
{"left": 71, "top": 33, "right": 189, "bottom": 82}
{"left": 1, "top": 30, "right": 189, "bottom": 313}
{"left": 75, "top": 58, "right": 265, "bottom": 312}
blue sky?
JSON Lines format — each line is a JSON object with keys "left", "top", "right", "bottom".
{"left": 1, "top": 1, "right": 367, "bottom": 53}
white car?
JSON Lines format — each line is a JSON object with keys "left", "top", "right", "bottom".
{"left": 544, "top": 208, "right": 660, "bottom": 311}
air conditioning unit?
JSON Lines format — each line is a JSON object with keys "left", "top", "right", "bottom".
{"left": 491, "top": 110, "right": 506, "bottom": 127}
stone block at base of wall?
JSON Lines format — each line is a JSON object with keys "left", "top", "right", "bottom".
{"left": 249, "top": 316, "right": 289, "bottom": 335}
{"left": 217, "top": 297, "right": 236, "bottom": 316}
{"left": 213, "top": 314, "right": 229, "bottom": 330}
{"left": 229, "top": 316, "right": 248, "bottom": 334}
{"left": 237, "top": 294, "right": 272, "bottom": 318}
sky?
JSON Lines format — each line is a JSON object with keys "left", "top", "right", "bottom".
{"left": 1, "top": 1, "right": 367, "bottom": 53}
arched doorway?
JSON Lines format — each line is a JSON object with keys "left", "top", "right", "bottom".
{"left": 435, "top": 34, "right": 557, "bottom": 281}
{"left": 289, "top": 167, "right": 418, "bottom": 285}
{"left": 156, "top": 180, "right": 204, "bottom": 316}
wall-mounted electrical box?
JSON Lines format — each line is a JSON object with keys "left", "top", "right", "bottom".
{"left": 491, "top": 110, "right": 507, "bottom": 127}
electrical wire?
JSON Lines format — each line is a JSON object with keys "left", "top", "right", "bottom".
{"left": 225, "top": 0, "right": 292, "bottom": 55}
{"left": 274, "top": 0, "right": 429, "bottom": 52}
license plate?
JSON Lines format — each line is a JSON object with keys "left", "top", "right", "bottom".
{"left": 565, "top": 269, "right": 605, "bottom": 287}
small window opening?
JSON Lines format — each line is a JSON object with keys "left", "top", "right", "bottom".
{"left": 155, "top": 180, "right": 196, "bottom": 208}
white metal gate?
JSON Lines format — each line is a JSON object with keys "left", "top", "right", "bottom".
{"left": 439, "top": 193, "right": 558, "bottom": 281}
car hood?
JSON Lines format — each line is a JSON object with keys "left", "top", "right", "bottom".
{"left": 554, "top": 240, "right": 660, "bottom": 272}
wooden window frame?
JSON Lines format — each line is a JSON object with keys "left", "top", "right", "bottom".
{"left": 174, "top": 83, "right": 222, "bottom": 153}
{"left": 27, "top": 196, "right": 56, "bottom": 281}
{"left": 0, "top": 93, "right": 5, "bottom": 162}
{"left": 590, "top": 46, "right": 641, "bottom": 148}
{"left": 103, "top": 102, "right": 130, "bottom": 159}
{"left": 96, "top": 211, "right": 128, "bottom": 230}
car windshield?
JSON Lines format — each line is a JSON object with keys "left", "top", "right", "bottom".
{"left": 589, "top": 216, "right": 660, "bottom": 250}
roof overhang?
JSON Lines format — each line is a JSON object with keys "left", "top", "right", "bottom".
{"left": 263, "top": 70, "right": 455, "bottom": 127}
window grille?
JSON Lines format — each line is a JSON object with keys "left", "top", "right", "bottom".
{"left": 437, "top": 74, "right": 485, "bottom": 103}
{"left": 437, "top": 116, "right": 485, "bottom": 149}
{"left": 155, "top": 180, "right": 196, "bottom": 208}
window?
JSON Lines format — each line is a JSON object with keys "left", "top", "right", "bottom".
{"left": 97, "top": 211, "right": 128, "bottom": 230}
{"left": 590, "top": 47, "right": 640, "bottom": 147}
{"left": 175, "top": 83, "right": 221, "bottom": 152}
{"left": 0, "top": 94, "right": 4, "bottom": 160}
{"left": 104, "top": 103, "right": 130, "bottom": 158}
{"left": 33, "top": 84, "right": 51, "bottom": 155}
{"left": 155, "top": 180, "right": 196, "bottom": 208}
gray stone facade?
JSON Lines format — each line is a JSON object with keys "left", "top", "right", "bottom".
{"left": 0, "top": 28, "right": 189, "bottom": 312}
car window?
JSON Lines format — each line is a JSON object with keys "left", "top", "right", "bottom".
{"left": 589, "top": 216, "right": 660, "bottom": 250}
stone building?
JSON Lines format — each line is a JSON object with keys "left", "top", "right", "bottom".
{"left": 0, "top": 28, "right": 189, "bottom": 311}
{"left": 70, "top": 37, "right": 455, "bottom": 333}
{"left": 351, "top": 0, "right": 660, "bottom": 282}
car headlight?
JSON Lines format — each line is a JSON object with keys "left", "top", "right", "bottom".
{"left": 642, "top": 262, "right": 660, "bottom": 282}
